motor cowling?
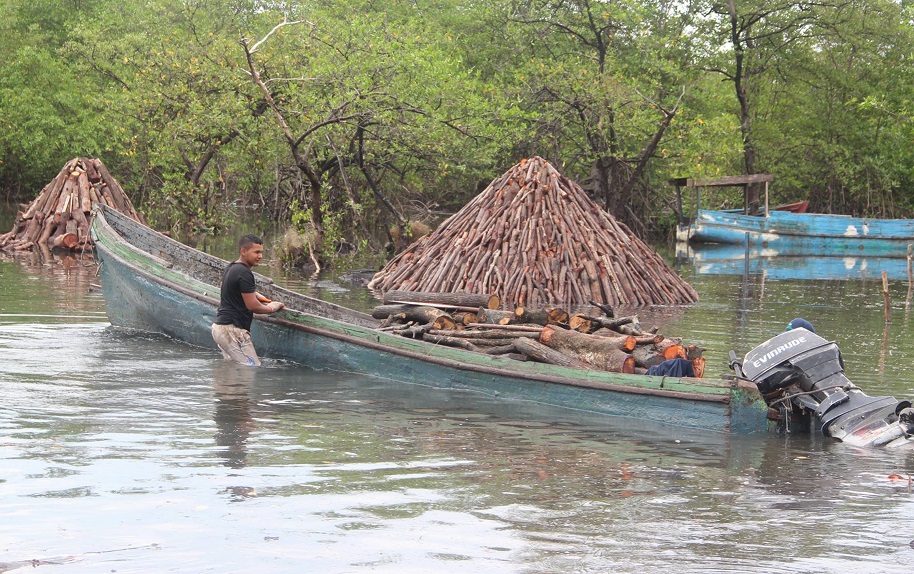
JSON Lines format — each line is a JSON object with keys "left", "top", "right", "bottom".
{"left": 738, "top": 329, "right": 914, "bottom": 448}
{"left": 741, "top": 329, "right": 844, "bottom": 395}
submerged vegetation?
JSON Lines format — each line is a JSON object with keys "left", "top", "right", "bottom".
{"left": 2, "top": 0, "right": 913, "bottom": 265}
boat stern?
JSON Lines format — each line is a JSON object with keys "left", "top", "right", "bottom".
{"left": 676, "top": 222, "right": 694, "bottom": 242}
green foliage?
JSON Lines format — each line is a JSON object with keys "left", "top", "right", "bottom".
{"left": 692, "top": 0, "right": 914, "bottom": 215}
{"left": 792, "top": 1, "right": 914, "bottom": 216}
{"left": 0, "top": 1, "right": 114, "bottom": 193}
{"left": 62, "top": 0, "right": 266, "bottom": 230}
{"left": 1, "top": 0, "right": 914, "bottom": 244}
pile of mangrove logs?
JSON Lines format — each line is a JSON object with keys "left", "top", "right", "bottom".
{"left": 368, "top": 156, "right": 699, "bottom": 308}
{"left": 0, "top": 157, "right": 145, "bottom": 252}
{"left": 372, "top": 291, "right": 706, "bottom": 377}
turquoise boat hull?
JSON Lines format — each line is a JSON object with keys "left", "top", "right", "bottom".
{"left": 678, "top": 209, "right": 914, "bottom": 257}
{"left": 91, "top": 205, "right": 769, "bottom": 435}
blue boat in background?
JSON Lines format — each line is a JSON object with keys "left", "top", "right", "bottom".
{"left": 672, "top": 174, "right": 914, "bottom": 257}
{"left": 676, "top": 242, "right": 912, "bottom": 281}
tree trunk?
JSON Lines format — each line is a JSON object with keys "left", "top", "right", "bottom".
{"left": 427, "top": 329, "right": 537, "bottom": 340}
{"left": 727, "top": 0, "right": 759, "bottom": 214}
{"left": 423, "top": 334, "right": 480, "bottom": 352}
{"left": 631, "top": 345, "right": 666, "bottom": 369}
{"left": 382, "top": 290, "right": 500, "bottom": 310}
{"left": 477, "top": 308, "right": 517, "bottom": 325}
{"left": 371, "top": 304, "right": 456, "bottom": 330}
{"left": 539, "top": 325, "right": 635, "bottom": 373}
{"left": 514, "top": 306, "right": 568, "bottom": 325}
{"left": 241, "top": 31, "right": 325, "bottom": 252}
{"left": 514, "top": 337, "right": 596, "bottom": 370}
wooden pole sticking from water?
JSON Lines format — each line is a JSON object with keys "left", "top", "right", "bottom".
{"left": 883, "top": 270, "right": 891, "bottom": 324}
{"left": 906, "top": 245, "right": 913, "bottom": 311}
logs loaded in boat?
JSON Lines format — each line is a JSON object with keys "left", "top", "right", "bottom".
{"left": 513, "top": 337, "right": 596, "bottom": 371}
{"left": 368, "top": 156, "right": 699, "bottom": 308}
{"left": 371, "top": 304, "right": 457, "bottom": 330}
{"left": 539, "top": 324, "right": 635, "bottom": 373}
{"left": 371, "top": 291, "right": 706, "bottom": 377}
{"left": 382, "top": 289, "right": 500, "bottom": 311}
{"left": 0, "top": 157, "right": 145, "bottom": 252}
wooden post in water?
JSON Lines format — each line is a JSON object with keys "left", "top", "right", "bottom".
{"left": 906, "top": 245, "right": 913, "bottom": 310}
{"left": 883, "top": 270, "right": 891, "bottom": 324}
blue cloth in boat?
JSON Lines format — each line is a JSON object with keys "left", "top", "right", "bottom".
{"left": 646, "top": 358, "right": 695, "bottom": 378}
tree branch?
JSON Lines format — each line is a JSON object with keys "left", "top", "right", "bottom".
{"left": 247, "top": 19, "right": 309, "bottom": 54}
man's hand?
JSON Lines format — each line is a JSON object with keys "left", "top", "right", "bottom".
{"left": 243, "top": 292, "right": 284, "bottom": 314}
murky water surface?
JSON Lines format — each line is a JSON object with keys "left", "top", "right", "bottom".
{"left": 2, "top": 247, "right": 914, "bottom": 573}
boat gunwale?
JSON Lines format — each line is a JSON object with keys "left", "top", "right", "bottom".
{"left": 96, "top": 204, "right": 377, "bottom": 326}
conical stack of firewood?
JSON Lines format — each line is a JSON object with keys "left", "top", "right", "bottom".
{"left": 0, "top": 157, "right": 144, "bottom": 252}
{"left": 368, "top": 156, "right": 698, "bottom": 307}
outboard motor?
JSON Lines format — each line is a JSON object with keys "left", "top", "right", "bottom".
{"left": 732, "top": 328, "right": 914, "bottom": 449}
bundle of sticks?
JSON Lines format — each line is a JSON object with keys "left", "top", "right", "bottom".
{"left": 0, "top": 157, "right": 145, "bottom": 252}
{"left": 373, "top": 290, "right": 706, "bottom": 377}
{"left": 368, "top": 156, "right": 699, "bottom": 307}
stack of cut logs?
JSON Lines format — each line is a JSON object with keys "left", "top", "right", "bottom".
{"left": 373, "top": 290, "right": 706, "bottom": 377}
{"left": 368, "top": 156, "right": 699, "bottom": 307}
{"left": 0, "top": 157, "right": 145, "bottom": 252}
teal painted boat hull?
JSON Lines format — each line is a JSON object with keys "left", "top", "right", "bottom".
{"left": 678, "top": 209, "right": 914, "bottom": 257}
{"left": 91, "top": 206, "right": 769, "bottom": 435}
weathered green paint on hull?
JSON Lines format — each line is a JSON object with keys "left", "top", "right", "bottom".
{"left": 91, "top": 206, "right": 770, "bottom": 434}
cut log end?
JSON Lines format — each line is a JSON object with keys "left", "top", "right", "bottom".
{"left": 661, "top": 344, "right": 687, "bottom": 360}
{"left": 621, "top": 355, "right": 636, "bottom": 374}
{"left": 432, "top": 316, "right": 457, "bottom": 330}
{"left": 52, "top": 232, "right": 79, "bottom": 250}
{"left": 691, "top": 357, "right": 706, "bottom": 378}
{"left": 568, "top": 314, "right": 593, "bottom": 333}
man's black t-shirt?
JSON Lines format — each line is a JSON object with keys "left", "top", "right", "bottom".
{"left": 215, "top": 262, "right": 256, "bottom": 331}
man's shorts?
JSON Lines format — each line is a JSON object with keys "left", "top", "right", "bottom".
{"left": 211, "top": 323, "right": 261, "bottom": 366}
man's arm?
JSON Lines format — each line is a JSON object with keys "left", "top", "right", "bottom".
{"left": 242, "top": 292, "right": 285, "bottom": 314}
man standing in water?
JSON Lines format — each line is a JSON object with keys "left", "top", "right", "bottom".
{"left": 211, "top": 234, "right": 285, "bottom": 366}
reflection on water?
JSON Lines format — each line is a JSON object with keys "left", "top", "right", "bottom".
{"left": 2, "top": 247, "right": 914, "bottom": 572}
{"left": 0, "top": 250, "right": 105, "bottom": 324}
{"left": 2, "top": 320, "right": 913, "bottom": 573}
{"left": 212, "top": 361, "right": 257, "bottom": 470}
{"left": 677, "top": 242, "right": 914, "bottom": 282}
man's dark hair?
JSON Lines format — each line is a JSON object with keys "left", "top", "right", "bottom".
{"left": 239, "top": 234, "right": 263, "bottom": 250}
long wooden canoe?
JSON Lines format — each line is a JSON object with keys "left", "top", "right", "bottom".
{"left": 90, "top": 204, "right": 769, "bottom": 434}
